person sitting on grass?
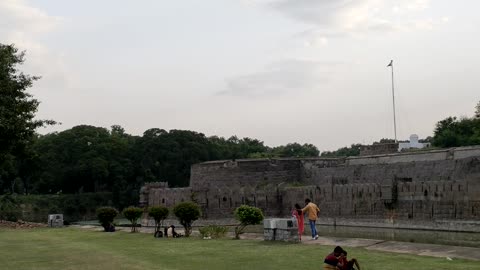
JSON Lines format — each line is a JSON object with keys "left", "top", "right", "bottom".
{"left": 106, "top": 223, "right": 115, "bottom": 232}
{"left": 166, "top": 225, "right": 183, "bottom": 238}
{"left": 339, "top": 249, "right": 360, "bottom": 270}
{"left": 324, "top": 246, "right": 344, "bottom": 270}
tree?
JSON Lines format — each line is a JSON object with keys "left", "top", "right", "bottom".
{"left": 419, "top": 136, "right": 433, "bottom": 143}
{"left": 0, "top": 195, "right": 20, "bottom": 221}
{"left": 122, "top": 206, "right": 144, "bottom": 232}
{"left": 173, "top": 201, "right": 201, "bottom": 237}
{"left": 96, "top": 207, "right": 118, "bottom": 232}
{"left": 432, "top": 116, "right": 480, "bottom": 147}
{"left": 32, "top": 125, "right": 138, "bottom": 197}
{"left": 135, "top": 129, "right": 211, "bottom": 187}
{"left": 373, "top": 138, "right": 397, "bottom": 144}
{"left": 148, "top": 206, "right": 169, "bottom": 236}
{"left": 234, "top": 205, "right": 264, "bottom": 239}
{"left": 272, "top": 143, "right": 319, "bottom": 157}
{"left": 0, "top": 44, "right": 54, "bottom": 193}
{"left": 321, "top": 144, "right": 363, "bottom": 157}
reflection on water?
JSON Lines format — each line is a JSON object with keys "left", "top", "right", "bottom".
{"left": 315, "top": 225, "right": 480, "bottom": 248}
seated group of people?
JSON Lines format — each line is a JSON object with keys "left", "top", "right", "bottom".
{"left": 324, "top": 246, "right": 360, "bottom": 270}
{"left": 154, "top": 225, "right": 183, "bottom": 238}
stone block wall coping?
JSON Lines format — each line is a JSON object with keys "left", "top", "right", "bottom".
{"left": 193, "top": 146, "right": 480, "bottom": 168}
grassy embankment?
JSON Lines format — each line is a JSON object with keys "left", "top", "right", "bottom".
{"left": 0, "top": 227, "right": 478, "bottom": 270}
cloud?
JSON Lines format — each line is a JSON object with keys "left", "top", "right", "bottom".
{"left": 0, "top": 0, "right": 60, "bottom": 34}
{"left": 0, "top": 0, "right": 68, "bottom": 89}
{"left": 217, "top": 60, "right": 338, "bottom": 98}
{"left": 257, "top": 0, "right": 446, "bottom": 43}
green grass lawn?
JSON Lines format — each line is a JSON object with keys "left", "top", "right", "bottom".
{"left": 0, "top": 227, "right": 478, "bottom": 270}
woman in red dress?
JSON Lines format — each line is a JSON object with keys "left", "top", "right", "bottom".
{"left": 292, "top": 203, "right": 304, "bottom": 240}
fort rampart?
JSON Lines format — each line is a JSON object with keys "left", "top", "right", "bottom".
{"left": 140, "top": 146, "right": 480, "bottom": 232}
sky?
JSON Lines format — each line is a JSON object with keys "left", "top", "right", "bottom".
{"left": 1, "top": 0, "right": 479, "bottom": 151}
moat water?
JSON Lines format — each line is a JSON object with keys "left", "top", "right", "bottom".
{"left": 244, "top": 223, "right": 480, "bottom": 247}
{"left": 77, "top": 219, "right": 480, "bottom": 248}
{"left": 311, "top": 225, "right": 480, "bottom": 248}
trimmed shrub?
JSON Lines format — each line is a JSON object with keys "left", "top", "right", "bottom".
{"left": 122, "top": 206, "right": 143, "bottom": 233}
{"left": 199, "top": 225, "right": 227, "bottom": 239}
{"left": 173, "top": 201, "right": 201, "bottom": 237}
{"left": 148, "top": 206, "right": 169, "bottom": 236}
{"left": 96, "top": 206, "right": 118, "bottom": 232}
{"left": 234, "top": 205, "right": 264, "bottom": 239}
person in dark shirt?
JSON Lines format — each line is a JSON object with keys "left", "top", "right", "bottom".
{"left": 324, "top": 246, "right": 344, "bottom": 270}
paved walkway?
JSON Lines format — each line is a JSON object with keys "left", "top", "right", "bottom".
{"left": 301, "top": 236, "right": 480, "bottom": 261}
{"left": 203, "top": 232, "right": 480, "bottom": 261}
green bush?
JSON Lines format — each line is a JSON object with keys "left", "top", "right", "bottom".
{"left": 148, "top": 206, "right": 169, "bottom": 235}
{"left": 173, "top": 201, "right": 201, "bottom": 237}
{"left": 198, "top": 225, "right": 227, "bottom": 239}
{"left": 96, "top": 206, "right": 119, "bottom": 231}
{"left": 234, "top": 205, "right": 264, "bottom": 239}
{"left": 0, "top": 195, "right": 20, "bottom": 222}
{"left": 122, "top": 206, "right": 144, "bottom": 232}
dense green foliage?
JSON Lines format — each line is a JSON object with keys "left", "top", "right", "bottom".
{"left": 432, "top": 116, "right": 480, "bottom": 148}
{"left": 173, "top": 201, "right": 201, "bottom": 237}
{"left": 0, "top": 195, "right": 20, "bottom": 221}
{"left": 122, "top": 206, "right": 143, "bottom": 232}
{"left": 30, "top": 125, "right": 139, "bottom": 209}
{"left": 0, "top": 193, "right": 112, "bottom": 223}
{"left": 234, "top": 205, "right": 264, "bottom": 239}
{"left": 198, "top": 225, "right": 228, "bottom": 239}
{"left": 2, "top": 124, "right": 320, "bottom": 209}
{"left": 0, "top": 44, "right": 54, "bottom": 195}
{"left": 321, "top": 143, "right": 363, "bottom": 157}
{"left": 96, "top": 206, "right": 119, "bottom": 231}
{"left": 148, "top": 206, "right": 169, "bottom": 235}
{"left": 267, "top": 143, "right": 319, "bottom": 158}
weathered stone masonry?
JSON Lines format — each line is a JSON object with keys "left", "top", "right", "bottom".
{"left": 140, "top": 146, "right": 480, "bottom": 231}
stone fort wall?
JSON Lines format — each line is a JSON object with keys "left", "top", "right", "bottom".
{"left": 140, "top": 146, "right": 480, "bottom": 231}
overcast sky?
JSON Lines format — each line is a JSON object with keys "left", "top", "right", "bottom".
{"left": 2, "top": 0, "right": 479, "bottom": 151}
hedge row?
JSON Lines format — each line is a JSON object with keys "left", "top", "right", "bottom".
{"left": 0, "top": 193, "right": 113, "bottom": 223}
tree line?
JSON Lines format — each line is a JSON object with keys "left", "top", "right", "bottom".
{"left": 1, "top": 124, "right": 321, "bottom": 207}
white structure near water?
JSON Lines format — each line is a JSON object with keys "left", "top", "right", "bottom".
{"left": 263, "top": 218, "right": 299, "bottom": 242}
{"left": 398, "top": 134, "right": 430, "bottom": 152}
{"left": 48, "top": 214, "right": 63, "bottom": 227}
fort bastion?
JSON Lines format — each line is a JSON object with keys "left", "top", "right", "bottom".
{"left": 140, "top": 146, "right": 480, "bottom": 232}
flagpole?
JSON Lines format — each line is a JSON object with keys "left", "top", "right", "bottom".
{"left": 389, "top": 60, "right": 398, "bottom": 143}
